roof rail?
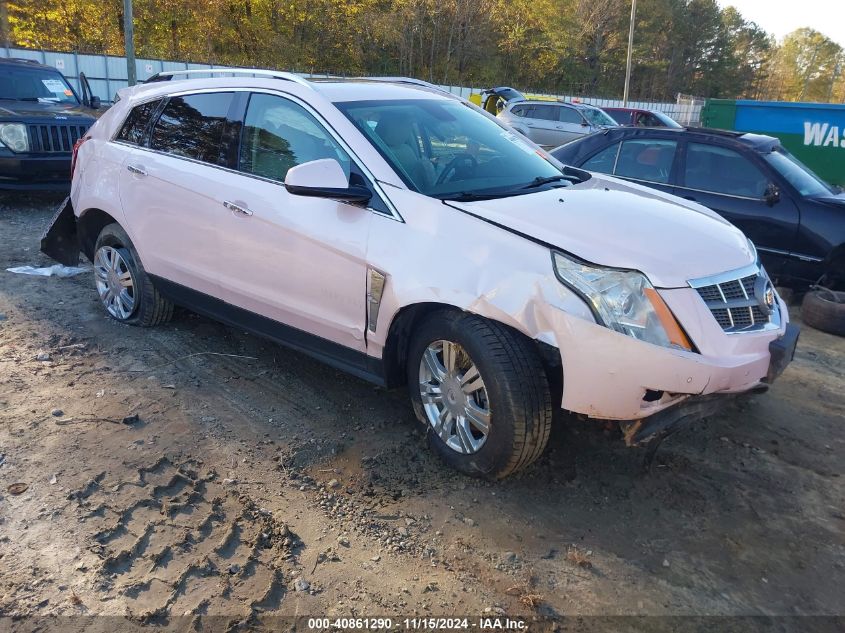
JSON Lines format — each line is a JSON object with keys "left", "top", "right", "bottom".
{"left": 359, "top": 76, "right": 454, "bottom": 96}
{"left": 144, "top": 68, "right": 314, "bottom": 89}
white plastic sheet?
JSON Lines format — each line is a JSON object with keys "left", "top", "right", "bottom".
{"left": 6, "top": 264, "right": 89, "bottom": 277}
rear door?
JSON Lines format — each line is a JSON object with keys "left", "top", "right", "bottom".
{"left": 553, "top": 106, "right": 588, "bottom": 144}
{"left": 520, "top": 104, "right": 560, "bottom": 147}
{"left": 579, "top": 136, "right": 679, "bottom": 196}
{"left": 675, "top": 141, "right": 800, "bottom": 274}
{"left": 118, "top": 91, "right": 239, "bottom": 297}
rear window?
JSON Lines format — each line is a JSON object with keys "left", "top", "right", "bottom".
{"left": 116, "top": 100, "right": 161, "bottom": 146}
{"left": 150, "top": 92, "right": 234, "bottom": 165}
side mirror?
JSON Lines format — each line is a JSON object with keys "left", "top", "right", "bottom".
{"left": 764, "top": 182, "right": 780, "bottom": 206}
{"left": 284, "top": 159, "right": 372, "bottom": 204}
{"left": 89, "top": 96, "right": 101, "bottom": 110}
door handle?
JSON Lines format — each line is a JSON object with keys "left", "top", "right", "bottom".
{"left": 126, "top": 164, "right": 147, "bottom": 176}
{"left": 223, "top": 200, "right": 253, "bottom": 216}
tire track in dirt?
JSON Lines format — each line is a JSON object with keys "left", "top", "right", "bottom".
{"left": 68, "top": 456, "right": 297, "bottom": 621}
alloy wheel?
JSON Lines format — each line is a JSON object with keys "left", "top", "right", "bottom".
{"left": 94, "top": 245, "right": 136, "bottom": 320}
{"left": 418, "top": 340, "right": 491, "bottom": 454}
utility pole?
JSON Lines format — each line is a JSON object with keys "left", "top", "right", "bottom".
{"left": 124, "top": 0, "right": 136, "bottom": 86}
{"left": 623, "top": 0, "right": 637, "bottom": 106}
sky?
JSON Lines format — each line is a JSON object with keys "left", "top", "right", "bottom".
{"left": 717, "top": 0, "right": 845, "bottom": 46}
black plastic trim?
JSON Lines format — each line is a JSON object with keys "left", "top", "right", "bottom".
{"left": 149, "top": 275, "right": 387, "bottom": 386}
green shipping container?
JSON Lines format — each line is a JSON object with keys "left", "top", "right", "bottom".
{"left": 701, "top": 99, "right": 845, "bottom": 186}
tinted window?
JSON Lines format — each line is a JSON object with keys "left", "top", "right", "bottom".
{"left": 528, "top": 105, "right": 558, "bottom": 121}
{"left": 559, "top": 107, "right": 583, "bottom": 124}
{"left": 238, "top": 93, "right": 351, "bottom": 183}
{"left": 606, "top": 110, "right": 631, "bottom": 125}
{"left": 684, "top": 143, "right": 768, "bottom": 198}
{"left": 510, "top": 105, "right": 527, "bottom": 117}
{"left": 150, "top": 92, "right": 234, "bottom": 165}
{"left": 582, "top": 143, "right": 620, "bottom": 173}
{"left": 636, "top": 112, "right": 662, "bottom": 127}
{"left": 116, "top": 100, "right": 160, "bottom": 145}
{"left": 615, "top": 139, "right": 677, "bottom": 183}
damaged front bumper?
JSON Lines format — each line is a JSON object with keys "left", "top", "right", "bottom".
{"left": 40, "top": 196, "right": 80, "bottom": 266}
{"left": 619, "top": 323, "right": 799, "bottom": 445}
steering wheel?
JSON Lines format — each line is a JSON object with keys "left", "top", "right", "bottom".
{"left": 436, "top": 153, "right": 478, "bottom": 185}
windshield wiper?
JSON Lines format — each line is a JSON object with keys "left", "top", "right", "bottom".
{"left": 520, "top": 174, "right": 571, "bottom": 190}
{"left": 439, "top": 191, "right": 519, "bottom": 202}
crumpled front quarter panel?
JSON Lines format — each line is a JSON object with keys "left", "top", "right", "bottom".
{"left": 364, "top": 187, "right": 595, "bottom": 360}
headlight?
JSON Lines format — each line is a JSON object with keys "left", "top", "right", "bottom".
{"left": 0, "top": 123, "right": 29, "bottom": 152}
{"left": 552, "top": 252, "right": 692, "bottom": 350}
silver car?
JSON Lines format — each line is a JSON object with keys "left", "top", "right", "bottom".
{"left": 499, "top": 100, "right": 617, "bottom": 148}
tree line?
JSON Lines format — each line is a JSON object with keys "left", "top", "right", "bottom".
{"left": 2, "top": 0, "right": 844, "bottom": 103}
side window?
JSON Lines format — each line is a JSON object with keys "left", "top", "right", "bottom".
{"left": 529, "top": 105, "right": 557, "bottom": 121}
{"left": 607, "top": 110, "right": 630, "bottom": 125}
{"left": 238, "top": 93, "right": 351, "bottom": 183}
{"left": 116, "top": 99, "right": 160, "bottom": 146}
{"left": 582, "top": 143, "right": 620, "bottom": 174}
{"left": 637, "top": 112, "right": 661, "bottom": 127}
{"left": 559, "top": 107, "right": 583, "bottom": 124}
{"left": 683, "top": 143, "right": 768, "bottom": 198}
{"left": 150, "top": 92, "right": 234, "bottom": 165}
{"left": 510, "top": 105, "right": 526, "bottom": 117}
{"left": 615, "top": 139, "right": 677, "bottom": 184}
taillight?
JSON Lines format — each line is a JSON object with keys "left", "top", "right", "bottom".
{"left": 70, "top": 135, "right": 91, "bottom": 179}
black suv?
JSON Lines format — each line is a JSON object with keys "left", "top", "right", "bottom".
{"left": 0, "top": 58, "right": 101, "bottom": 191}
{"left": 552, "top": 127, "right": 845, "bottom": 290}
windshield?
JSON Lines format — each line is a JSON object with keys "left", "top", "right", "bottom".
{"left": 337, "top": 99, "right": 571, "bottom": 199}
{"left": 764, "top": 148, "right": 833, "bottom": 197}
{"left": 0, "top": 67, "right": 79, "bottom": 105}
{"left": 581, "top": 107, "right": 617, "bottom": 128}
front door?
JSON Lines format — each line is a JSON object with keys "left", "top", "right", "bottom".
{"left": 212, "top": 91, "right": 372, "bottom": 355}
{"left": 676, "top": 141, "right": 800, "bottom": 276}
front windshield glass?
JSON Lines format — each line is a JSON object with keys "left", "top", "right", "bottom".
{"left": 0, "top": 67, "right": 79, "bottom": 105}
{"left": 581, "top": 107, "right": 617, "bottom": 127}
{"left": 336, "top": 99, "right": 569, "bottom": 199}
{"left": 764, "top": 148, "right": 833, "bottom": 197}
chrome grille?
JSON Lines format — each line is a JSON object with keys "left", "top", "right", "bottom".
{"left": 691, "top": 266, "right": 778, "bottom": 333}
{"left": 27, "top": 123, "right": 89, "bottom": 153}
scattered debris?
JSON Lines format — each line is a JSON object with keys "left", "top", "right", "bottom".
{"left": 565, "top": 546, "right": 592, "bottom": 569}
{"left": 49, "top": 474, "right": 57, "bottom": 485}
{"left": 6, "top": 264, "right": 88, "bottom": 277}
{"left": 51, "top": 408, "right": 64, "bottom": 417}
{"left": 7, "top": 483, "right": 29, "bottom": 495}
{"left": 294, "top": 577, "right": 310, "bottom": 592}
{"left": 36, "top": 352, "right": 52, "bottom": 362}
{"left": 121, "top": 414, "right": 141, "bottom": 425}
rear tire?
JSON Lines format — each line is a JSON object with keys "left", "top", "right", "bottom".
{"left": 93, "top": 223, "right": 173, "bottom": 327}
{"left": 407, "top": 310, "right": 552, "bottom": 479}
{"left": 801, "top": 289, "right": 845, "bottom": 337}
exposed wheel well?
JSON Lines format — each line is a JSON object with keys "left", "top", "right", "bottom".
{"left": 77, "top": 208, "right": 119, "bottom": 262}
{"left": 823, "top": 245, "right": 845, "bottom": 289}
{"left": 381, "top": 302, "right": 563, "bottom": 403}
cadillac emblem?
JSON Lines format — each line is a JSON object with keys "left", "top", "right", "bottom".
{"left": 754, "top": 275, "right": 776, "bottom": 316}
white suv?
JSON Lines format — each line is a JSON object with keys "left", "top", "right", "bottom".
{"left": 42, "top": 70, "right": 798, "bottom": 479}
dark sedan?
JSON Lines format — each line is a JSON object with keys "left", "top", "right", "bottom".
{"left": 552, "top": 127, "right": 845, "bottom": 290}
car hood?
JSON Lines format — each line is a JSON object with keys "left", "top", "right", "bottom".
{"left": 0, "top": 99, "right": 96, "bottom": 121}
{"left": 446, "top": 174, "right": 755, "bottom": 288}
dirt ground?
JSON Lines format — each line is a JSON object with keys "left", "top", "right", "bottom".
{"left": 0, "top": 194, "right": 843, "bottom": 630}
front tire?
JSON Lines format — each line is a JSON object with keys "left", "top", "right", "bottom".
{"left": 93, "top": 223, "right": 173, "bottom": 327}
{"left": 407, "top": 311, "right": 552, "bottom": 479}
